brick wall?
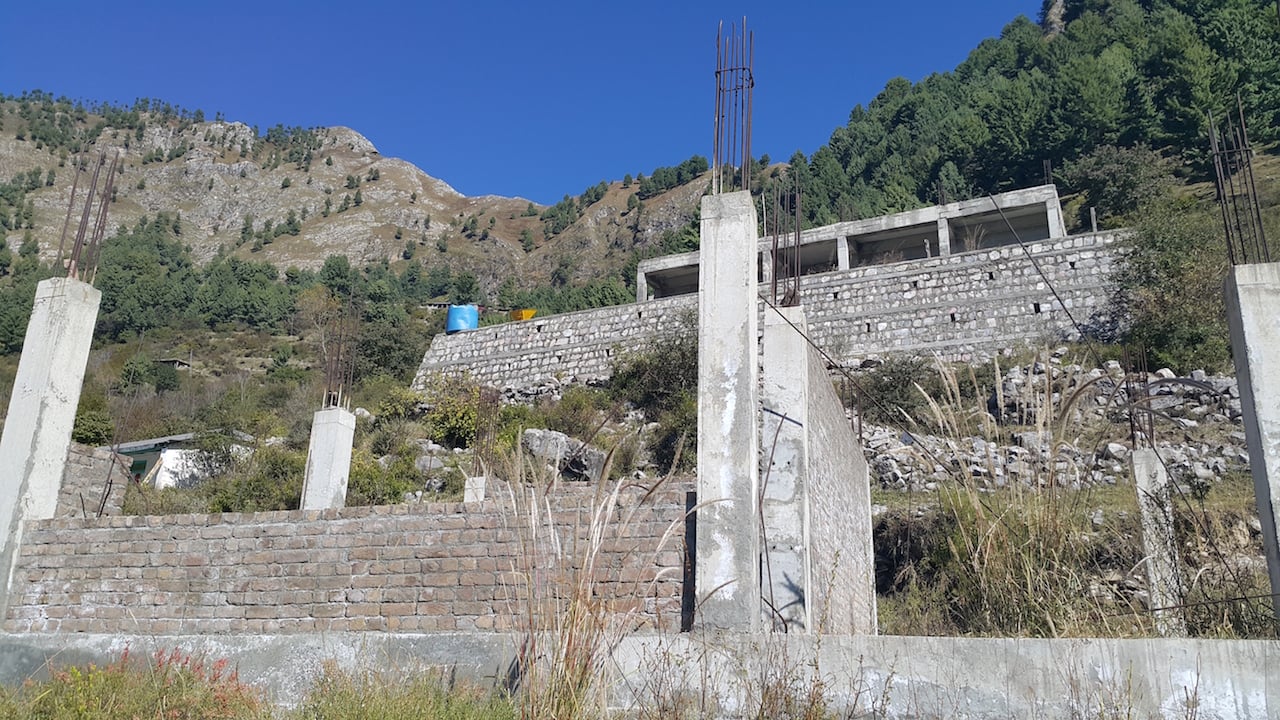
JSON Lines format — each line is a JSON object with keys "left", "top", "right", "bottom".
{"left": 416, "top": 232, "right": 1121, "bottom": 389}
{"left": 5, "top": 481, "right": 690, "bottom": 635}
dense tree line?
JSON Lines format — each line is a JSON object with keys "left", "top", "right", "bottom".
{"left": 770, "top": 0, "right": 1280, "bottom": 226}
{"left": 635, "top": 155, "right": 709, "bottom": 200}
{"left": 0, "top": 213, "right": 446, "bottom": 381}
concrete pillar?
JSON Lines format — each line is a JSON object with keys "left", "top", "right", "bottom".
{"left": 464, "top": 476, "right": 486, "bottom": 503}
{"left": 760, "top": 306, "right": 812, "bottom": 632}
{"left": 695, "top": 191, "right": 761, "bottom": 632}
{"left": 836, "top": 237, "right": 850, "bottom": 270}
{"left": 937, "top": 218, "right": 952, "bottom": 256}
{"left": 1046, "top": 198, "right": 1066, "bottom": 239}
{"left": 1132, "top": 449, "right": 1186, "bottom": 636}
{"left": 0, "top": 277, "right": 100, "bottom": 614}
{"left": 1225, "top": 262, "right": 1280, "bottom": 618}
{"left": 300, "top": 407, "right": 356, "bottom": 510}
{"left": 635, "top": 267, "right": 648, "bottom": 303}
{"left": 759, "top": 248, "right": 773, "bottom": 286}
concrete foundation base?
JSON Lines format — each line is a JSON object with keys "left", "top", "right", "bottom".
{"left": 300, "top": 407, "right": 356, "bottom": 510}
{"left": 1225, "top": 262, "right": 1280, "bottom": 618}
{"left": 0, "top": 632, "right": 1274, "bottom": 718}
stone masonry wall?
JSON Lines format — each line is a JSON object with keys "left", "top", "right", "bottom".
{"left": 416, "top": 232, "right": 1120, "bottom": 389}
{"left": 57, "top": 444, "right": 130, "bottom": 519}
{"left": 5, "top": 482, "right": 689, "bottom": 635}
{"left": 803, "top": 342, "right": 876, "bottom": 635}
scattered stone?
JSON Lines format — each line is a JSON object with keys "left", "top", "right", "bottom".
{"left": 415, "top": 455, "right": 444, "bottom": 473}
{"left": 521, "top": 428, "right": 608, "bottom": 482}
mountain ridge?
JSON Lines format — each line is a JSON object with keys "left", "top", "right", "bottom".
{"left": 0, "top": 97, "right": 704, "bottom": 295}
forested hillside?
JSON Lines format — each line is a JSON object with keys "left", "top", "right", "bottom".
{"left": 1, "top": 0, "right": 1278, "bottom": 435}
{"left": 770, "top": 0, "right": 1279, "bottom": 225}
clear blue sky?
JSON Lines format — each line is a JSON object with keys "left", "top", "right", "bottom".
{"left": 1, "top": 1, "right": 1040, "bottom": 205}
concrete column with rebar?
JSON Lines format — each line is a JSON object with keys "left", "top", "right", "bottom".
{"left": 1225, "top": 262, "right": 1280, "bottom": 618}
{"left": 300, "top": 407, "right": 356, "bottom": 510}
{"left": 0, "top": 277, "right": 101, "bottom": 616}
{"left": 695, "top": 191, "right": 761, "bottom": 632}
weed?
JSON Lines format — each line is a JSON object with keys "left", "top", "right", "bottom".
{"left": 2, "top": 647, "right": 270, "bottom": 720}
{"left": 296, "top": 662, "right": 514, "bottom": 720}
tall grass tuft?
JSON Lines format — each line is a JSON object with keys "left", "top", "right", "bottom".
{"left": 497, "top": 444, "right": 684, "bottom": 720}
{"left": 296, "top": 662, "right": 514, "bottom": 720}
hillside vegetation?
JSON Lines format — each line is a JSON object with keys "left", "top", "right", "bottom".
{"left": 0, "top": 0, "right": 1278, "bottom": 469}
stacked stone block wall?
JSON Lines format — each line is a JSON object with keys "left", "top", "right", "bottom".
{"left": 4, "top": 482, "right": 689, "bottom": 635}
{"left": 57, "top": 444, "right": 130, "bottom": 519}
{"left": 417, "top": 233, "right": 1120, "bottom": 389}
{"left": 802, "top": 343, "right": 876, "bottom": 634}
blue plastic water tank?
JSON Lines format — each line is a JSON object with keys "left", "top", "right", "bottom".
{"left": 445, "top": 304, "right": 479, "bottom": 334}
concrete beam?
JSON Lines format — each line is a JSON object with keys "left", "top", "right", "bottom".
{"left": 695, "top": 191, "right": 761, "bottom": 632}
{"left": 300, "top": 407, "right": 356, "bottom": 510}
{"left": 1225, "top": 262, "right": 1280, "bottom": 618}
{"left": 0, "top": 278, "right": 100, "bottom": 617}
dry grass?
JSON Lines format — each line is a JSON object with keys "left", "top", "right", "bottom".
{"left": 876, "top": 353, "right": 1276, "bottom": 638}
{"left": 495, "top": 445, "right": 685, "bottom": 720}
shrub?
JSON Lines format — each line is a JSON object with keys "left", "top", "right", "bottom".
{"left": 203, "top": 445, "right": 305, "bottom": 512}
{"left": 421, "top": 374, "right": 479, "bottom": 449}
{"left": 609, "top": 317, "right": 697, "bottom": 471}
{"left": 71, "top": 408, "right": 114, "bottom": 445}
{"left": 347, "top": 449, "right": 424, "bottom": 506}
{"left": 5, "top": 648, "right": 269, "bottom": 720}
{"left": 538, "top": 385, "right": 610, "bottom": 439}
{"left": 1117, "top": 195, "right": 1231, "bottom": 373}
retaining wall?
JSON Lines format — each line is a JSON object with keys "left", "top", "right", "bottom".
{"left": 3, "top": 482, "right": 690, "bottom": 635}
{"left": 416, "top": 232, "right": 1121, "bottom": 389}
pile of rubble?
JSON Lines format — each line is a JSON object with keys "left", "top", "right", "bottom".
{"left": 864, "top": 357, "right": 1250, "bottom": 493}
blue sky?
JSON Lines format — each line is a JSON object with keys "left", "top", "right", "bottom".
{"left": 1, "top": 1, "right": 1040, "bottom": 204}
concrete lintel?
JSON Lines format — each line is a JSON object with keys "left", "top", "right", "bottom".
{"left": 1225, "top": 262, "right": 1280, "bottom": 618}
{"left": 696, "top": 191, "right": 761, "bottom": 632}
{"left": 300, "top": 407, "right": 356, "bottom": 510}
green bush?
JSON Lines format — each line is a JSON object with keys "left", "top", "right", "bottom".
{"left": 538, "top": 385, "right": 610, "bottom": 439}
{"left": 1, "top": 648, "right": 270, "bottom": 719}
{"left": 420, "top": 374, "right": 479, "bottom": 449}
{"left": 203, "top": 446, "right": 304, "bottom": 512}
{"left": 71, "top": 408, "right": 114, "bottom": 445}
{"left": 347, "top": 449, "right": 424, "bottom": 506}
{"left": 1117, "top": 195, "right": 1231, "bottom": 373}
{"left": 609, "top": 318, "right": 697, "bottom": 471}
